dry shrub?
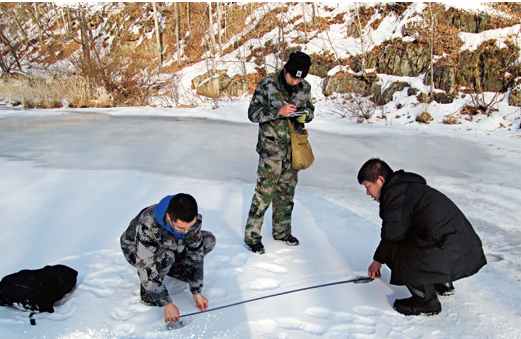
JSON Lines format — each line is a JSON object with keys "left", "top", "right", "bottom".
{"left": 442, "top": 116, "right": 460, "bottom": 125}
{"left": 416, "top": 111, "right": 433, "bottom": 124}
{"left": 462, "top": 92, "right": 503, "bottom": 117}
{"left": 327, "top": 93, "right": 377, "bottom": 122}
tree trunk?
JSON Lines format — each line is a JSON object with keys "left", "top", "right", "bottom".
{"left": 33, "top": 3, "right": 44, "bottom": 47}
{"left": 429, "top": 3, "right": 435, "bottom": 99}
{"left": 208, "top": 3, "right": 217, "bottom": 57}
{"left": 186, "top": 3, "right": 191, "bottom": 36}
{"left": 208, "top": 3, "right": 217, "bottom": 75}
{"left": 0, "top": 31, "right": 22, "bottom": 72}
{"left": 175, "top": 2, "right": 181, "bottom": 66}
{"left": 66, "top": 6, "right": 72, "bottom": 33}
{"left": 78, "top": 6, "right": 92, "bottom": 76}
{"left": 217, "top": 2, "right": 223, "bottom": 53}
{"left": 312, "top": 3, "right": 316, "bottom": 25}
{"left": 302, "top": 3, "right": 308, "bottom": 43}
{"left": 152, "top": 2, "right": 162, "bottom": 71}
{"left": 355, "top": 3, "right": 366, "bottom": 76}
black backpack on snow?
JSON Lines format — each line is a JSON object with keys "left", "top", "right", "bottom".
{"left": 0, "top": 264, "right": 78, "bottom": 317}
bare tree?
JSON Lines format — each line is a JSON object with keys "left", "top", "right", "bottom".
{"left": 217, "top": 2, "right": 223, "bottom": 53}
{"left": 2, "top": 5, "right": 29, "bottom": 43}
{"left": 78, "top": 5, "right": 92, "bottom": 76}
{"left": 302, "top": 2, "right": 308, "bottom": 43}
{"left": 175, "top": 2, "right": 181, "bottom": 66}
{"left": 152, "top": 2, "right": 162, "bottom": 71}
{"left": 312, "top": 3, "right": 316, "bottom": 25}
{"left": 186, "top": 3, "right": 191, "bottom": 36}
{"left": 428, "top": 3, "right": 435, "bottom": 100}
{"left": 355, "top": 3, "right": 366, "bottom": 76}
{"left": 33, "top": 3, "right": 44, "bottom": 46}
{"left": 207, "top": 2, "right": 217, "bottom": 74}
{"left": 0, "top": 31, "right": 23, "bottom": 73}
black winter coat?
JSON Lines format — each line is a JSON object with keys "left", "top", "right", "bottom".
{"left": 373, "top": 170, "right": 486, "bottom": 286}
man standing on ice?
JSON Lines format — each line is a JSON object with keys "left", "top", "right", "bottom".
{"left": 357, "top": 158, "right": 486, "bottom": 316}
{"left": 244, "top": 51, "right": 315, "bottom": 254}
{"left": 120, "top": 193, "right": 216, "bottom": 323}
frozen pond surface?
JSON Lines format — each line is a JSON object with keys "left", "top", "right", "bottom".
{"left": 0, "top": 111, "right": 489, "bottom": 191}
{"left": 0, "top": 108, "right": 520, "bottom": 338}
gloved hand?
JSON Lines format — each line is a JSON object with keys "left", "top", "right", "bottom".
{"left": 296, "top": 113, "right": 308, "bottom": 123}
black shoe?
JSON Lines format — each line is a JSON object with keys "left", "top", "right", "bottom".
{"left": 275, "top": 235, "right": 299, "bottom": 246}
{"left": 434, "top": 282, "right": 455, "bottom": 296}
{"left": 393, "top": 296, "right": 441, "bottom": 316}
{"left": 246, "top": 242, "right": 265, "bottom": 254}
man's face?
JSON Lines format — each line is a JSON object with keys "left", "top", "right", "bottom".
{"left": 167, "top": 215, "right": 197, "bottom": 234}
{"left": 362, "top": 177, "right": 384, "bottom": 203}
{"left": 284, "top": 69, "right": 304, "bottom": 86}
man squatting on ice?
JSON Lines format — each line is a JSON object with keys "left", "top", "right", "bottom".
{"left": 358, "top": 158, "right": 486, "bottom": 316}
{"left": 244, "top": 51, "right": 315, "bottom": 254}
{"left": 120, "top": 194, "right": 216, "bottom": 323}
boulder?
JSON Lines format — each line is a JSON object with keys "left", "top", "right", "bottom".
{"left": 196, "top": 76, "right": 220, "bottom": 98}
{"left": 376, "top": 39, "right": 430, "bottom": 77}
{"left": 322, "top": 73, "right": 369, "bottom": 96}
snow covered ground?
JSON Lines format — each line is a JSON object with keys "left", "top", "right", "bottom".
{"left": 0, "top": 101, "right": 520, "bottom": 339}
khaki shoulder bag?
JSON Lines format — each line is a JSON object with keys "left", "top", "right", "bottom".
{"left": 286, "top": 118, "right": 315, "bottom": 170}
{"left": 271, "top": 75, "right": 315, "bottom": 170}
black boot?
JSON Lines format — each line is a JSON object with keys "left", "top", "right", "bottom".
{"left": 393, "top": 284, "right": 441, "bottom": 316}
{"left": 246, "top": 242, "right": 265, "bottom": 254}
{"left": 434, "top": 282, "right": 455, "bottom": 296}
{"left": 275, "top": 235, "right": 299, "bottom": 246}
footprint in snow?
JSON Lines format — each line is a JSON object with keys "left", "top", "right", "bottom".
{"left": 204, "top": 287, "right": 228, "bottom": 298}
{"left": 111, "top": 297, "right": 150, "bottom": 321}
{"left": 255, "top": 262, "right": 288, "bottom": 274}
{"left": 247, "top": 278, "right": 280, "bottom": 291}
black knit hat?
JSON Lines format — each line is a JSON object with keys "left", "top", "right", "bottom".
{"left": 284, "top": 51, "right": 311, "bottom": 79}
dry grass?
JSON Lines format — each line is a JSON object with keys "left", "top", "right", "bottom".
{"left": 0, "top": 74, "right": 113, "bottom": 108}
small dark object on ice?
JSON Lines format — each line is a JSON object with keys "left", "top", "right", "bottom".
{"left": 165, "top": 317, "right": 192, "bottom": 330}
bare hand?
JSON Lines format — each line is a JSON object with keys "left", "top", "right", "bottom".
{"left": 164, "top": 303, "right": 180, "bottom": 323}
{"left": 193, "top": 294, "right": 209, "bottom": 312}
{"left": 279, "top": 104, "right": 297, "bottom": 117}
{"left": 368, "top": 260, "right": 382, "bottom": 279}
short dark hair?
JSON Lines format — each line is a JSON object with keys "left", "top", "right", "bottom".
{"left": 357, "top": 158, "right": 393, "bottom": 184}
{"left": 167, "top": 193, "right": 198, "bottom": 223}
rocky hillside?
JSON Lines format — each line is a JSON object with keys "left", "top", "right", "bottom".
{"left": 1, "top": 2, "right": 521, "bottom": 109}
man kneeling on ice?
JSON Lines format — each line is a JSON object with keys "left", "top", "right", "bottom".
{"left": 357, "top": 158, "right": 486, "bottom": 316}
{"left": 121, "top": 193, "right": 216, "bottom": 323}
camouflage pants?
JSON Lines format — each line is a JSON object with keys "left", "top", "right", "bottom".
{"left": 166, "top": 230, "right": 216, "bottom": 282}
{"left": 244, "top": 156, "right": 298, "bottom": 244}
{"left": 139, "top": 231, "right": 216, "bottom": 306}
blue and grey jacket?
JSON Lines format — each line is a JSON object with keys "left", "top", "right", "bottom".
{"left": 120, "top": 195, "right": 204, "bottom": 307}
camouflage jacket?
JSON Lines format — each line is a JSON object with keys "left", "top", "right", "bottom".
{"left": 248, "top": 70, "right": 315, "bottom": 159}
{"left": 120, "top": 197, "right": 205, "bottom": 307}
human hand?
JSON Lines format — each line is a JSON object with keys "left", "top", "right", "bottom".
{"left": 279, "top": 104, "right": 297, "bottom": 117}
{"left": 193, "top": 294, "right": 209, "bottom": 312}
{"left": 164, "top": 303, "right": 180, "bottom": 323}
{"left": 296, "top": 113, "right": 308, "bottom": 123}
{"left": 368, "top": 260, "right": 382, "bottom": 279}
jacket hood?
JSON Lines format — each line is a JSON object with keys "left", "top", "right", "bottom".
{"left": 154, "top": 195, "right": 178, "bottom": 235}
{"left": 382, "top": 170, "right": 426, "bottom": 195}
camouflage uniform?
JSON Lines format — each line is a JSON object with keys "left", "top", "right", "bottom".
{"left": 120, "top": 201, "right": 216, "bottom": 307}
{"left": 244, "top": 70, "right": 315, "bottom": 244}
